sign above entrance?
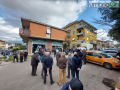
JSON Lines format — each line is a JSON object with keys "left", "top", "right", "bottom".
{"left": 52, "top": 41, "right": 62, "bottom": 46}
{"left": 32, "top": 39, "right": 46, "bottom": 45}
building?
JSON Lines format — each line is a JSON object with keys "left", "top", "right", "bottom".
{"left": 0, "top": 40, "right": 5, "bottom": 49}
{"left": 97, "top": 40, "right": 114, "bottom": 49}
{"left": 63, "top": 20, "right": 97, "bottom": 49}
{"left": 19, "top": 17, "right": 67, "bottom": 54}
{"left": 5, "top": 42, "right": 15, "bottom": 50}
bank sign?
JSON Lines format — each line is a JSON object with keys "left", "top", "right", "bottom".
{"left": 89, "top": 1, "right": 119, "bottom": 8}
{"left": 32, "top": 39, "right": 46, "bottom": 45}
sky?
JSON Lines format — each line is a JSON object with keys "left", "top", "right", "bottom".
{"left": 0, "top": 0, "right": 117, "bottom": 44}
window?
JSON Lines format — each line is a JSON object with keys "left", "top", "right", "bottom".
{"left": 87, "top": 30, "right": 88, "bottom": 33}
{"left": 73, "top": 31, "right": 75, "bottom": 34}
{"left": 67, "top": 28, "right": 71, "bottom": 32}
{"left": 79, "top": 30, "right": 81, "bottom": 33}
{"left": 93, "top": 53, "right": 101, "bottom": 58}
{"left": 72, "top": 44, "right": 75, "bottom": 48}
{"left": 67, "top": 33, "right": 70, "bottom": 36}
{"left": 87, "top": 52, "right": 93, "bottom": 56}
{"left": 77, "top": 44, "right": 80, "bottom": 47}
{"left": 73, "top": 26, "right": 75, "bottom": 28}
{"left": 87, "top": 37, "right": 88, "bottom": 40}
{"left": 47, "top": 27, "right": 51, "bottom": 34}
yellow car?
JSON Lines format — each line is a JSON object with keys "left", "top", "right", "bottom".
{"left": 86, "top": 51, "right": 120, "bottom": 69}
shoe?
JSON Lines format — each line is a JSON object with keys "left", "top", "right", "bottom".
{"left": 57, "top": 82, "right": 61, "bottom": 86}
{"left": 66, "top": 76, "right": 70, "bottom": 78}
{"left": 51, "top": 81, "right": 55, "bottom": 85}
{"left": 44, "top": 82, "right": 46, "bottom": 84}
{"left": 34, "top": 74, "right": 38, "bottom": 76}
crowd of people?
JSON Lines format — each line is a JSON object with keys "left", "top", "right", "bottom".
{"left": 31, "top": 48, "right": 87, "bottom": 90}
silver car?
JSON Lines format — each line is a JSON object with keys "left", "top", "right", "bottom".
{"left": 102, "top": 50, "right": 117, "bottom": 57}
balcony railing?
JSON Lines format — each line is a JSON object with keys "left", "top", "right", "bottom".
{"left": 77, "top": 25, "right": 84, "bottom": 29}
{"left": 67, "top": 35, "right": 70, "bottom": 37}
{"left": 77, "top": 32, "right": 85, "bottom": 36}
{"left": 77, "top": 39, "right": 85, "bottom": 43}
{"left": 19, "top": 29, "right": 30, "bottom": 36}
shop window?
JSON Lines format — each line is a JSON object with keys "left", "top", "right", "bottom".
{"left": 47, "top": 27, "right": 51, "bottom": 34}
{"left": 77, "top": 44, "right": 80, "bottom": 47}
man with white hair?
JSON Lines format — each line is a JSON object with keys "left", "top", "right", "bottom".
{"left": 31, "top": 51, "right": 39, "bottom": 76}
{"left": 56, "top": 50, "right": 61, "bottom": 66}
{"left": 43, "top": 52, "right": 55, "bottom": 85}
{"left": 72, "top": 52, "right": 82, "bottom": 79}
{"left": 57, "top": 53, "right": 67, "bottom": 86}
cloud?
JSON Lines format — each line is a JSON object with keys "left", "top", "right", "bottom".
{"left": 0, "top": 0, "right": 87, "bottom": 42}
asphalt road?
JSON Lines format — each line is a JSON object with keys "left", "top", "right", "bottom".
{"left": 0, "top": 55, "right": 120, "bottom": 90}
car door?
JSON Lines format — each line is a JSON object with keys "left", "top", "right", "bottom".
{"left": 86, "top": 52, "right": 94, "bottom": 63}
{"left": 92, "top": 53, "right": 103, "bottom": 65}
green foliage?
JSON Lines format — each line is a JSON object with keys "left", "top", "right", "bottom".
{"left": 9, "top": 46, "right": 13, "bottom": 49}
{"left": 94, "top": 0, "right": 120, "bottom": 41}
{"left": 63, "top": 43, "right": 67, "bottom": 49}
{"left": 12, "top": 48, "right": 19, "bottom": 52}
{"left": 20, "top": 45, "right": 26, "bottom": 50}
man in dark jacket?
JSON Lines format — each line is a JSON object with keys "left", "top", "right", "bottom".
{"left": 82, "top": 49, "right": 87, "bottom": 64}
{"left": 31, "top": 51, "right": 39, "bottom": 76}
{"left": 43, "top": 52, "right": 54, "bottom": 85}
{"left": 41, "top": 52, "right": 46, "bottom": 78}
{"left": 13, "top": 51, "right": 18, "bottom": 63}
{"left": 72, "top": 52, "right": 82, "bottom": 80}
{"left": 53, "top": 48, "right": 56, "bottom": 57}
{"left": 61, "top": 78, "right": 83, "bottom": 90}
{"left": 24, "top": 50, "right": 28, "bottom": 61}
{"left": 20, "top": 50, "right": 24, "bottom": 63}
{"left": 67, "top": 53, "right": 72, "bottom": 78}
{"left": 56, "top": 50, "right": 61, "bottom": 66}
{"left": 39, "top": 49, "right": 44, "bottom": 60}
{"left": 57, "top": 53, "right": 67, "bottom": 86}
{"left": 77, "top": 49, "right": 83, "bottom": 58}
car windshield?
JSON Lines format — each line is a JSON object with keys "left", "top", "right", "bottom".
{"left": 99, "top": 53, "right": 111, "bottom": 58}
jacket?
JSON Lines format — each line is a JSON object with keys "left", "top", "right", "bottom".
{"left": 39, "top": 51, "right": 43, "bottom": 56}
{"left": 41, "top": 55, "right": 46, "bottom": 63}
{"left": 43, "top": 56, "right": 53, "bottom": 70}
{"left": 67, "top": 56, "right": 72, "bottom": 67}
{"left": 24, "top": 52, "right": 28, "bottom": 57}
{"left": 56, "top": 52, "right": 61, "bottom": 60}
{"left": 60, "top": 81, "right": 70, "bottom": 90}
{"left": 6, "top": 51, "right": 10, "bottom": 55}
{"left": 58, "top": 56, "right": 67, "bottom": 69}
{"left": 77, "top": 51, "right": 83, "bottom": 58}
{"left": 82, "top": 51, "right": 86, "bottom": 58}
{"left": 31, "top": 54, "right": 39, "bottom": 67}
{"left": 20, "top": 52, "right": 24, "bottom": 57}
{"left": 72, "top": 55, "right": 82, "bottom": 70}
{"left": 13, "top": 52, "right": 18, "bottom": 57}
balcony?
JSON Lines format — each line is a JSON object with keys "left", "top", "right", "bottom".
{"left": 66, "top": 39, "right": 70, "bottom": 41}
{"left": 77, "top": 39, "right": 85, "bottom": 43}
{"left": 19, "top": 29, "right": 31, "bottom": 36}
{"left": 77, "top": 32, "right": 85, "bottom": 36}
{"left": 77, "top": 25, "right": 84, "bottom": 29}
{"left": 90, "top": 40, "right": 97, "bottom": 44}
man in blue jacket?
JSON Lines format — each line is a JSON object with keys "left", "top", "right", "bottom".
{"left": 72, "top": 52, "right": 82, "bottom": 80}
{"left": 61, "top": 78, "right": 83, "bottom": 90}
{"left": 43, "top": 52, "right": 55, "bottom": 85}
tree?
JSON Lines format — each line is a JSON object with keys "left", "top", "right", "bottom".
{"left": 63, "top": 43, "right": 67, "bottom": 49}
{"left": 9, "top": 46, "right": 13, "bottom": 49}
{"left": 93, "top": 0, "right": 120, "bottom": 41}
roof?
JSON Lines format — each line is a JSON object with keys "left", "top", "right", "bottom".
{"left": 6, "top": 42, "right": 13, "bottom": 44}
{"left": 0, "top": 39, "right": 5, "bottom": 42}
{"left": 21, "top": 17, "right": 67, "bottom": 32}
{"left": 62, "top": 19, "right": 97, "bottom": 30}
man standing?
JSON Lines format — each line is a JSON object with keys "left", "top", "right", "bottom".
{"left": 39, "top": 49, "right": 43, "bottom": 61}
{"left": 31, "top": 51, "right": 39, "bottom": 76}
{"left": 57, "top": 53, "right": 67, "bottom": 86}
{"left": 72, "top": 52, "right": 82, "bottom": 80}
{"left": 53, "top": 48, "right": 56, "bottom": 57}
{"left": 43, "top": 52, "right": 54, "bottom": 85}
{"left": 41, "top": 52, "right": 46, "bottom": 78}
{"left": 67, "top": 53, "right": 72, "bottom": 78}
{"left": 77, "top": 49, "right": 83, "bottom": 58}
{"left": 56, "top": 50, "right": 61, "bottom": 66}
{"left": 82, "top": 49, "right": 87, "bottom": 64}
{"left": 13, "top": 51, "right": 18, "bottom": 63}
{"left": 24, "top": 50, "right": 28, "bottom": 61}
{"left": 5, "top": 50, "right": 10, "bottom": 62}
{"left": 20, "top": 50, "right": 24, "bottom": 63}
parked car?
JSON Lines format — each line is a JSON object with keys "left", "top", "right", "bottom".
{"left": 102, "top": 50, "right": 117, "bottom": 57}
{"left": 86, "top": 51, "right": 120, "bottom": 69}
{"left": 105, "top": 48, "right": 117, "bottom": 51}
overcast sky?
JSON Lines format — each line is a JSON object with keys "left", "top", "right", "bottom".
{"left": 0, "top": 0, "right": 116, "bottom": 44}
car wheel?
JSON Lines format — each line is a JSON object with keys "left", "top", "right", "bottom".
{"left": 104, "top": 63, "right": 112, "bottom": 69}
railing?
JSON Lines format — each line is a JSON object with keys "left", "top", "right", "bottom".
{"left": 19, "top": 29, "right": 31, "bottom": 36}
{"left": 77, "top": 25, "right": 84, "bottom": 29}
{"left": 77, "top": 39, "right": 85, "bottom": 43}
{"left": 77, "top": 32, "right": 85, "bottom": 36}
{"left": 67, "top": 35, "right": 70, "bottom": 37}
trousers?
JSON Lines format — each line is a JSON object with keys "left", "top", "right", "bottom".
{"left": 67, "top": 66, "right": 72, "bottom": 78}
{"left": 31, "top": 66, "right": 37, "bottom": 75}
{"left": 58, "top": 68, "right": 66, "bottom": 85}
{"left": 13, "top": 56, "right": 18, "bottom": 62}
{"left": 72, "top": 70, "right": 79, "bottom": 80}
{"left": 44, "top": 69, "right": 53, "bottom": 83}
{"left": 20, "top": 56, "right": 23, "bottom": 62}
